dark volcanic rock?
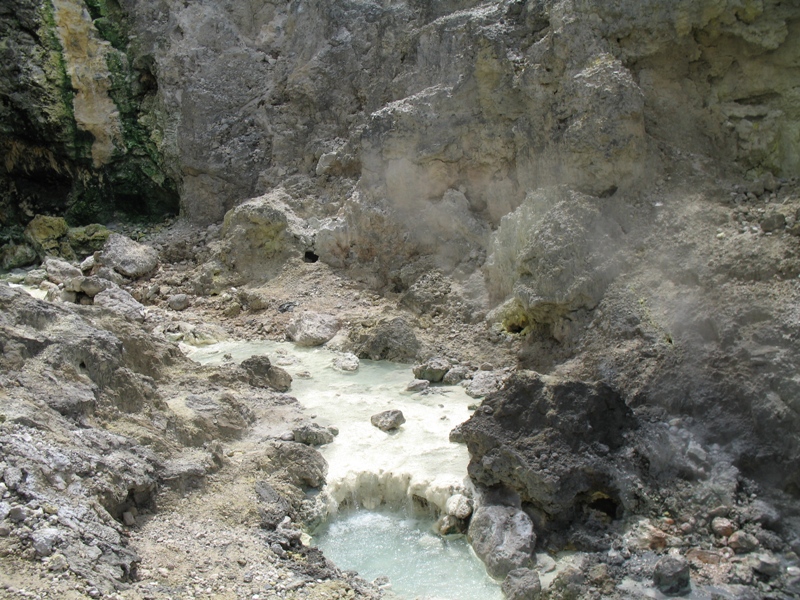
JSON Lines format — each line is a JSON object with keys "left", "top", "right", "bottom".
{"left": 460, "top": 371, "right": 639, "bottom": 520}
{"left": 653, "top": 556, "right": 691, "bottom": 596}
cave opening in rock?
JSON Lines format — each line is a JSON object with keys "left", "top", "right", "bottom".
{"left": 304, "top": 250, "right": 319, "bottom": 263}
{"left": 585, "top": 492, "right": 621, "bottom": 520}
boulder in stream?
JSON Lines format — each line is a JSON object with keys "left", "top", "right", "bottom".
{"left": 287, "top": 312, "right": 340, "bottom": 346}
{"left": 370, "top": 409, "right": 405, "bottom": 432}
{"left": 468, "top": 505, "right": 536, "bottom": 579}
{"left": 292, "top": 423, "right": 336, "bottom": 446}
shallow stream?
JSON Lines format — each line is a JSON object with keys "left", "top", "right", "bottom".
{"left": 186, "top": 340, "right": 502, "bottom": 599}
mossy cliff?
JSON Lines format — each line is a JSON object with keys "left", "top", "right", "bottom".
{"left": 0, "top": 0, "right": 178, "bottom": 243}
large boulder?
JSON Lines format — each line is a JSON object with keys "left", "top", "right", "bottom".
{"left": 413, "top": 357, "right": 451, "bottom": 383}
{"left": 241, "top": 355, "right": 292, "bottom": 392}
{"left": 370, "top": 410, "right": 405, "bottom": 432}
{"left": 461, "top": 372, "right": 639, "bottom": 520}
{"left": 0, "top": 243, "right": 37, "bottom": 270}
{"left": 24, "top": 215, "right": 71, "bottom": 259}
{"left": 468, "top": 505, "right": 536, "bottom": 579}
{"left": 351, "top": 318, "right": 420, "bottom": 363}
{"left": 98, "top": 233, "right": 159, "bottom": 279}
{"left": 286, "top": 312, "right": 340, "bottom": 347}
{"left": 93, "top": 287, "right": 147, "bottom": 322}
{"left": 42, "top": 257, "right": 81, "bottom": 285}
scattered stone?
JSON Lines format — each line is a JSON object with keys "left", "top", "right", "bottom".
{"left": 753, "top": 553, "right": 781, "bottom": 577}
{"left": 370, "top": 410, "right": 405, "bottom": 432}
{"left": 445, "top": 494, "right": 473, "bottom": 520}
{"left": 436, "top": 514, "right": 467, "bottom": 536}
{"left": 241, "top": 355, "right": 292, "bottom": 392}
{"left": 0, "top": 243, "right": 37, "bottom": 270}
{"left": 287, "top": 312, "right": 340, "bottom": 346}
{"left": 413, "top": 357, "right": 451, "bottom": 383}
{"left": 465, "top": 370, "right": 506, "bottom": 398}
{"left": 761, "top": 212, "right": 786, "bottom": 233}
{"left": 24, "top": 215, "right": 71, "bottom": 259}
{"left": 501, "top": 568, "right": 542, "bottom": 600}
{"left": 43, "top": 257, "right": 82, "bottom": 284}
{"left": 332, "top": 353, "right": 359, "bottom": 371}
{"left": 443, "top": 366, "right": 469, "bottom": 385}
{"left": 468, "top": 505, "right": 536, "bottom": 579}
{"left": 167, "top": 293, "right": 191, "bottom": 311}
{"left": 449, "top": 423, "right": 465, "bottom": 443}
{"left": 406, "top": 379, "right": 430, "bottom": 392}
{"left": 653, "top": 555, "right": 691, "bottom": 596}
{"left": 98, "top": 233, "right": 159, "bottom": 279}
{"left": 292, "top": 423, "right": 335, "bottom": 446}
{"left": 31, "top": 527, "right": 61, "bottom": 556}
{"left": 729, "top": 531, "right": 760, "bottom": 554}
{"left": 711, "top": 517, "right": 736, "bottom": 538}
{"left": 47, "top": 553, "right": 69, "bottom": 572}
{"left": 93, "top": 287, "right": 147, "bottom": 322}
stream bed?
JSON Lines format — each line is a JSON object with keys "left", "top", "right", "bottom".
{"left": 186, "top": 340, "right": 502, "bottom": 599}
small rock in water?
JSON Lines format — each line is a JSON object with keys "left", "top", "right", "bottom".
{"left": 413, "top": 357, "right": 451, "bottom": 383}
{"left": 653, "top": 555, "right": 691, "bottom": 596}
{"left": 445, "top": 494, "right": 473, "bottom": 520}
{"left": 292, "top": 423, "right": 335, "bottom": 446}
{"left": 370, "top": 410, "right": 405, "bottom": 432}
{"left": 332, "top": 353, "right": 359, "bottom": 371}
{"left": 406, "top": 379, "right": 429, "bottom": 392}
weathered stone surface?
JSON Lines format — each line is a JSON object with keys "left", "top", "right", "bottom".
{"left": 167, "top": 293, "right": 191, "bottom": 311}
{"left": 406, "top": 379, "right": 430, "bottom": 393}
{"left": 653, "top": 556, "right": 691, "bottom": 596}
{"left": 465, "top": 370, "right": 507, "bottom": 398}
{"left": 468, "top": 505, "right": 536, "bottom": 579}
{"left": 292, "top": 423, "right": 335, "bottom": 447}
{"left": 43, "top": 257, "right": 81, "bottom": 285}
{"left": 729, "top": 531, "right": 760, "bottom": 554}
{"left": 502, "top": 568, "right": 542, "bottom": 600}
{"left": 445, "top": 494, "right": 473, "bottom": 520}
{"left": 99, "top": 233, "right": 159, "bottom": 279}
{"left": 24, "top": 216, "right": 71, "bottom": 259}
{"left": 93, "top": 287, "right": 147, "bottom": 322}
{"left": 351, "top": 318, "right": 420, "bottom": 363}
{"left": 241, "top": 355, "right": 293, "bottom": 392}
{"left": 215, "top": 190, "right": 309, "bottom": 282}
{"left": 413, "top": 357, "right": 451, "bottom": 383}
{"left": 0, "top": 243, "right": 37, "bottom": 270}
{"left": 255, "top": 480, "right": 292, "bottom": 530}
{"left": 331, "top": 353, "right": 359, "bottom": 372}
{"left": 461, "top": 372, "right": 638, "bottom": 519}
{"left": 370, "top": 410, "right": 405, "bottom": 432}
{"left": 287, "top": 312, "right": 340, "bottom": 347}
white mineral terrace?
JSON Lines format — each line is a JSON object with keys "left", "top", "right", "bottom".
{"left": 184, "top": 340, "right": 474, "bottom": 514}
{"left": 185, "top": 340, "right": 503, "bottom": 599}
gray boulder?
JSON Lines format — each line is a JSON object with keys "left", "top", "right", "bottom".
{"left": 353, "top": 318, "right": 420, "bottom": 363}
{"left": 653, "top": 556, "right": 691, "bottom": 596}
{"left": 167, "top": 293, "right": 191, "bottom": 311}
{"left": 406, "top": 379, "right": 429, "bottom": 393}
{"left": 32, "top": 527, "right": 62, "bottom": 557}
{"left": 371, "top": 410, "right": 405, "bottom": 432}
{"left": 93, "top": 287, "right": 147, "bottom": 322}
{"left": 241, "top": 355, "right": 292, "bottom": 392}
{"left": 287, "top": 312, "right": 340, "bottom": 347}
{"left": 332, "top": 353, "right": 359, "bottom": 372}
{"left": 502, "top": 568, "right": 542, "bottom": 600}
{"left": 465, "top": 370, "right": 506, "bottom": 398}
{"left": 413, "top": 357, "right": 451, "bottom": 383}
{"left": 43, "top": 257, "right": 81, "bottom": 284}
{"left": 99, "top": 233, "right": 159, "bottom": 279}
{"left": 255, "top": 480, "right": 292, "bottom": 530}
{"left": 468, "top": 505, "right": 536, "bottom": 579}
{"left": 292, "top": 423, "right": 335, "bottom": 446}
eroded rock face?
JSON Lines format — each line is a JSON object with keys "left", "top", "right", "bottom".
{"left": 461, "top": 371, "right": 638, "bottom": 520}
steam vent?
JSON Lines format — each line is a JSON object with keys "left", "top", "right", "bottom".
{"left": 2, "top": 1, "right": 800, "bottom": 599}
